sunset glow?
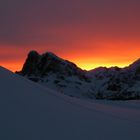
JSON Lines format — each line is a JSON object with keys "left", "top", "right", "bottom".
{"left": 0, "top": 0, "right": 140, "bottom": 72}
{"left": 1, "top": 40, "right": 140, "bottom": 72}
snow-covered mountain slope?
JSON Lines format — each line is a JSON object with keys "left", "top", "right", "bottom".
{"left": 17, "top": 51, "right": 140, "bottom": 100}
{"left": 0, "top": 66, "right": 140, "bottom": 140}
{"left": 88, "top": 62, "right": 140, "bottom": 100}
{"left": 17, "top": 51, "right": 92, "bottom": 98}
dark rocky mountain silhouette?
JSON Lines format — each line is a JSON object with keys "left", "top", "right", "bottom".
{"left": 17, "top": 50, "right": 140, "bottom": 100}
{"left": 17, "top": 51, "right": 91, "bottom": 98}
{"left": 18, "top": 51, "right": 88, "bottom": 81}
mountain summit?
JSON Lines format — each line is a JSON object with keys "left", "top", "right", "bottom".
{"left": 17, "top": 51, "right": 91, "bottom": 98}
{"left": 17, "top": 50, "right": 140, "bottom": 100}
{"left": 20, "top": 50, "right": 87, "bottom": 79}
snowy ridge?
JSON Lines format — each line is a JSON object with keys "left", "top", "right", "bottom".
{"left": 17, "top": 51, "right": 91, "bottom": 98}
{"left": 0, "top": 66, "right": 140, "bottom": 140}
{"left": 17, "top": 51, "right": 140, "bottom": 100}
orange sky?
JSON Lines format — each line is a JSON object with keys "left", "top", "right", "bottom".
{"left": 1, "top": 39, "right": 140, "bottom": 72}
{"left": 0, "top": 0, "right": 140, "bottom": 71}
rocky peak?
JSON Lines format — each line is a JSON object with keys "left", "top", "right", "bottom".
{"left": 18, "top": 50, "right": 87, "bottom": 81}
{"left": 20, "top": 50, "right": 40, "bottom": 76}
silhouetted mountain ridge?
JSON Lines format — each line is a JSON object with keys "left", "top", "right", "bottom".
{"left": 17, "top": 50, "right": 140, "bottom": 100}
{"left": 20, "top": 51, "right": 86, "bottom": 78}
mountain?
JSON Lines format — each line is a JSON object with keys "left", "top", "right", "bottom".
{"left": 88, "top": 61, "right": 140, "bottom": 100}
{"left": 17, "top": 51, "right": 140, "bottom": 100}
{"left": 20, "top": 51, "right": 86, "bottom": 78}
{"left": 1, "top": 66, "right": 140, "bottom": 140}
{"left": 17, "top": 51, "right": 92, "bottom": 98}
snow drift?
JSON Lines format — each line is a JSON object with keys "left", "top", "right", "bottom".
{"left": 0, "top": 66, "right": 140, "bottom": 140}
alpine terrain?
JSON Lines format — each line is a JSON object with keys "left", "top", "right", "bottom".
{"left": 17, "top": 50, "right": 140, "bottom": 100}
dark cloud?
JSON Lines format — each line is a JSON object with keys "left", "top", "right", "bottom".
{"left": 0, "top": 0, "right": 140, "bottom": 46}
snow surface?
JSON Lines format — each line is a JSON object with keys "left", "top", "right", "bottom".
{"left": 0, "top": 66, "right": 140, "bottom": 140}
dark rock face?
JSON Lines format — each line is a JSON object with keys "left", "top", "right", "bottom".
{"left": 18, "top": 51, "right": 88, "bottom": 81}
{"left": 21, "top": 51, "right": 40, "bottom": 76}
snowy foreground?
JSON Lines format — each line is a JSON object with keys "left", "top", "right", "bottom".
{"left": 0, "top": 66, "right": 140, "bottom": 140}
